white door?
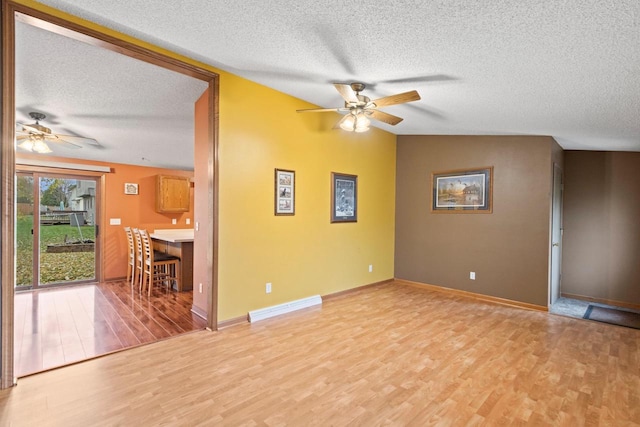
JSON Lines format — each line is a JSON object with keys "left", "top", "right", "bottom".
{"left": 550, "top": 164, "right": 563, "bottom": 305}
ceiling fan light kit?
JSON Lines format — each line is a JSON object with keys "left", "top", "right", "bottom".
{"left": 297, "top": 82, "right": 421, "bottom": 132}
{"left": 340, "top": 109, "right": 371, "bottom": 133}
{"left": 18, "top": 134, "right": 53, "bottom": 153}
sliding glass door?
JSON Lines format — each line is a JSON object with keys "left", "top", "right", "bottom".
{"left": 16, "top": 171, "right": 99, "bottom": 289}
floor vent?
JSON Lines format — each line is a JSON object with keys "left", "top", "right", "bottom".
{"left": 248, "top": 295, "right": 322, "bottom": 322}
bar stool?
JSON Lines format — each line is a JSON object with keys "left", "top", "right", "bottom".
{"left": 124, "top": 227, "right": 135, "bottom": 287}
{"left": 133, "top": 228, "right": 144, "bottom": 290}
{"left": 139, "top": 229, "right": 180, "bottom": 296}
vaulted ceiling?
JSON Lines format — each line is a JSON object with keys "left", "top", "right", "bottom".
{"left": 16, "top": 1, "right": 640, "bottom": 170}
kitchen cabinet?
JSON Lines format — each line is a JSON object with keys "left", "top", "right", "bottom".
{"left": 156, "top": 175, "right": 190, "bottom": 213}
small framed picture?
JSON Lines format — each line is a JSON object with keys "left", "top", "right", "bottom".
{"left": 124, "top": 183, "right": 139, "bottom": 195}
{"left": 275, "top": 169, "right": 295, "bottom": 215}
{"left": 331, "top": 172, "right": 357, "bottom": 223}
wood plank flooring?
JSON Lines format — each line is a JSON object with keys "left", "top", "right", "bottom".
{"left": 2, "top": 281, "right": 640, "bottom": 426}
{"left": 13, "top": 281, "right": 206, "bottom": 377}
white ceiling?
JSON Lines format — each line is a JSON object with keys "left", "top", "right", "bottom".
{"left": 17, "top": 0, "right": 640, "bottom": 169}
{"left": 15, "top": 20, "right": 208, "bottom": 170}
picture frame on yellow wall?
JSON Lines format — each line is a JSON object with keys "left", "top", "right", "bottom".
{"left": 275, "top": 169, "right": 295, "bottom": 215}
{"left": 431, "top": 167, "right": 493, "bottom": 213}
{"left": 331, "top": 172, "right": 357, "bottom": 223}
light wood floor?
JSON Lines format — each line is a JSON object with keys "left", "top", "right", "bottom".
{"left": 2, "top": 281, "right": 639, "bottom": 426}
{"left": 14, "top": 281, "right": 206, "bottom": 377}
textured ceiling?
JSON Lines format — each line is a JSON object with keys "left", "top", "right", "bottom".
{"left": 15, "top": 20, "right": 208, "bottom": 170}
{"left": 17, "top": 0, "right": 640, "bottom": 169}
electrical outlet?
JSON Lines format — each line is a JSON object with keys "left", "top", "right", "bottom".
{"left": 470, "top": 272, "right": 476, "bottom": 280}
{"left": 172, "top": 218, "right": 177, "bottom": 225}
{"left": 368, "top": 264, "right": 373, "bottom": 273}
{"left": 186, "top": 218, "right": 191, "bottom": 225}
{"left": 199, "top": 283, "right": 203, "bottom": 293}
{"left": 266, "top": 282, "right": 272, "bottom": 294}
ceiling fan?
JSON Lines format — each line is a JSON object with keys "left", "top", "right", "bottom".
{"left": 297, "top": 83, "right": 421, "bottom": 132}
{"left": 16, "top": 112, "right": 98, "bottom": 154}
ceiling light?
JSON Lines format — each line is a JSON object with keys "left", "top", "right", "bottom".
{"left": 340, "top": 110, "right": 370, "bottom": 133}
{"left": 340, "top": 114, "right": 356, "bottom": 131}
{"left": 354, "top": 114, "right": 370, "bottom": 133}
{"left": 18, "top": 134, "right": 52, "bottom": 154}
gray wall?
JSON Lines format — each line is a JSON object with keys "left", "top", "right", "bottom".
{"left": 562, "top": 151, "right": 640, "bottom": 305}
{"left": 395, "top": 135, "right": 559, "bottom": 307}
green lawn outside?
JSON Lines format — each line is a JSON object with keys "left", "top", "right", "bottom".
{"left": 16, "top": 214, "right": 96, "bottom": 286}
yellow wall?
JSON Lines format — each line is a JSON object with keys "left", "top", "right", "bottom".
{"left": 218, "top": 74, "right": 396, "bottom": 320}
{"left": 12, "top": 0, "right": 398, "bottom": 322}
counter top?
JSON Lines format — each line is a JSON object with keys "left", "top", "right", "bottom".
{"left": 150, "top": 228, "right": 194, "bottom": 243}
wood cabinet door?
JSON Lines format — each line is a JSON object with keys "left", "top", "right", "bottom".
{"left": 156, "top": 175, "right": 190, "bottom": 213}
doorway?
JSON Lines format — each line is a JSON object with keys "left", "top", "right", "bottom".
{"left": 2, "top": 2, "right": 219, "bottom": 388}
{"left": 16, "top": 171, "right": 99, "bottom": 290}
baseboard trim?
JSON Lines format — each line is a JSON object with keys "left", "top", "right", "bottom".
{"left": 322, "top": 278, "right": 394, "bottom": 301}
{"left": 248, "top": 295, "right": 322, "bottom": 322}
{"left": 561, "top": 292, "right": 640, "bottom": 311}
{"left": 395, "top": 279, "right": 548, "bottom": 312}
{"left": 190, "top": 305, "right": 208, "bottom": 321}
{"left": 216, "top": 280, "right": 395, "bottom": 327}
{"left": 217, "top": 315, "right": 248, "bottom": 329}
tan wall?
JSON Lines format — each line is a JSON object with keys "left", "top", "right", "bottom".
{"left": 562, "top": 151, "right": 640, "bottom": 305}
{"left": 395, "top": 135, "right": 556, "bottom": 307}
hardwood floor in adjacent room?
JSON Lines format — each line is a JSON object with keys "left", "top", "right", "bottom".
{"left": 2, "top": 281, "right": 639, "bottom": 425}
{"left": 13, "top": 281, "right": 206, "bottom": 377}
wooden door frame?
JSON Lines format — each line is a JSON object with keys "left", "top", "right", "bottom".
{"left": 1, "top": 0, "right": 219, "bottom": 389}
{"left": 549, "top": 163, "right": 563, "bottom": 307}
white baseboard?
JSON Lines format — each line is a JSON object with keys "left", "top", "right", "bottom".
{"left": 248, "top": 295, "right": 322, "bottom": 322}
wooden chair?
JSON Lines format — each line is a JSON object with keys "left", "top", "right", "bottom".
{"left": 124, "top": 227, "right": 135, "bottom": 287}
{"left": 133, "top": 228, "right": 144, "bottom": 290}
{"left": 139, "top": 229, "right": 180, "bottom": 296}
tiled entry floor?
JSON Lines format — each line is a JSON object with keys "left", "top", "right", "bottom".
{"left": 551, "top": 296, "right": 640, "bottom": 320}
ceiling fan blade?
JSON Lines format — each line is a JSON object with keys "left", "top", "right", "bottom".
{"left": 20, "top": 124, "right": 46, "bottom": 134}
{"left": 16, "top": 134, "right": 30, "bottom": 141}
{"left": 369, "top": 110, "right": 404, "bottom": 126}
{"left": 334, "top": 84, "right": 359, "bottom": 103}
{"left": 371, "top": 90, "right": 421, "bottom": 108}
{"left": 381, "top": 74, "right": 458, "bottom": 84}
{"left": 52, "top": 134, "right": 100, "bottom": 145}
{"left": 297, "top": 107, "right": 347, "bottom": 113}
{"left": 46, "top": 135, "right": 83, "bottom": 149}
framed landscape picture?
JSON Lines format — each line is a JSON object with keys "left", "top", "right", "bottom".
{"left": 275, "top": 168, "right": 295, "bottom": 215}
{"left": 331, "top": 172, "right": 357, "bottom": 223}
{"left": 431, "top": 167, "right": 493, "bottom": 213}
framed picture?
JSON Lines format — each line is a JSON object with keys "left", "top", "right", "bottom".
{"left": 124, "top": 183, "right": 139, "bottom": 195}
{"left": 331, "top": 172, "right": 357, "bottom": 223}
{"left": 275, "top": 169, "right": 295, "bottom": 215}
{"left": 431, "top": 167, "right": 493, "bottom": 213}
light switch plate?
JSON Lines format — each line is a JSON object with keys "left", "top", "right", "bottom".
{"left": 109, "top": 218, "right": 121, "bottom": 225}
